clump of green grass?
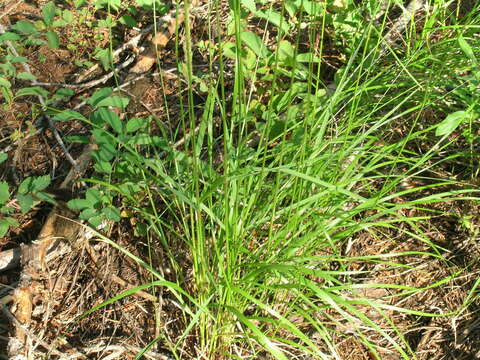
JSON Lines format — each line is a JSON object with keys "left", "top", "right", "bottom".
{"left": 76, "top": 1, "right": 480, "bottom": 359}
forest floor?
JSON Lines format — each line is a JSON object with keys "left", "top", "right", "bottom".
{"left": 0, "top": 1, "right": 479, "bottom": 359}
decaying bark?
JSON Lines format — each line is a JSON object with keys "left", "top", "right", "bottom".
{"left": 3, "top": 144, "right": 93, "bottom": 359}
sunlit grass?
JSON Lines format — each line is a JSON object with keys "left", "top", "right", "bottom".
{"left": 88, "top": 1, "right": 480, "bottom": 359}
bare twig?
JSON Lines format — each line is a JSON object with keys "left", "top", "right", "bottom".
{"left": 72, "top": 1, "right": 201, "bottom": 85}
{"left": 74, "top": 31, "right": 146, "bottom": 84}
{"left": 0, "top": 0, "right": 22, "bottom": 21}
{"left": 31, "top": 55, "right": 136, "bottom": 90}
{"left": 72, "top": 70, "right": 176, "bottom": 111}
{"left": 0, "top": 130, "right": 42, "bottom": 155}
{"left": 2, "top": 302, "right": 87, "bottom": 359}
{"left": 79, "top": 342, "right": 174, "bottom": 360}
{"left": 84, "top": 241, "right": 158, "bottom": 303}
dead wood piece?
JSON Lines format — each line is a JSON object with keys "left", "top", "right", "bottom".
{"left": 0, "top": 237, "right": 73, "bottom": 275}
{"left": 126, "top": 8, "right": 186, "bottom": 79}
{"left": 0, "top": 247, "right": 21, "bottom": 272}
{"left": 74, "top": 31, "right": 144, "bottom": 84}
{"left": 5, "top": 142, "right": 93, "bottom": 358}
{"left": 11, "top": 288, "right": 32, "bottom": 345}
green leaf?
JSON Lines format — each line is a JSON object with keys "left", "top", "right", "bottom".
{"left": 95, "top": 96, "right": 129, "bottom": 109}
{"left": 0, "top": 62, "right": 16, "bottom": 77}
{"left": 0, "top": 77, "right": 11, "bottom": 88}
{"left": 1, "top": 206, "right": 14, "bottom": 215}
{"left": 6, "top": 55, "right": 28, "bottom": 63}
{"left": 96, "top": 108, "right": 123, "bottom": 133}
{"left": 4, "top": 217, "right": 19, "bottom": 227}
{"left": 88, "top": 215, "right": 103, "bottom": 228}
{"left": 98, "top": 16, "right": 116, "bottom": 28}
{"left": 243, "top": 47, "right": 257, "bottom": 70}
{"left": 94, "top": 145, "right": 116, "bottom": 162}
{"left": 65, "top": 135, "right": 90, "bottom": 143}
{"left": 79, "top": 208, "right": 96, "bottom": 220}
{"left": 94, "top": 160, "right": 113, "bottom": 173}
{"left": 25, "top": 38, "right": 45, "bottom": 46}
{"left": 74, "top": 0, "right": 87, "bottom": 8}
{"left": 306, "top": 0, "right": 325, "bottom": 15}
{"left": 67, "top": 198, "right": 91, "bottom": 211}
{"left": 119, "top": 14, "right": 136, "bottom": 27}
{"left": 0, "top": 182, "right": 9, "bottom": 204}
{"left": 118, "top": 183, "right": 141, "bottom": 196}
{"left": 0, "top": 219, "right": 9, "bottom": 237}
{"left": 11, "top": 20, "right": 38, "bottom": 35}
{"left": 62, "top": 10, "right": 75, "bottom": 24}
{"left": 134, "top": 0, "right": 165, "bottom": 11}
{"left": 241, "top": 0, "right": 257, "bottom": 13}
{"left": 92, "top": 134, "right": 117, "bottom": 152}
{"left": 134, "top": 222, "right": 148, "bottom": 236}
{"left": 46, "top": 31, "right": 60, "bottom": 49}
{"left": 32, "top": 175, "right": 51, "bottom": 192}
{"left": 52, "top": 88, "right": 74, "bottom": 101}
{"left": 296, "top": 53, "right": 321, "bottom": 63}
{"left": 18, "top": 175, "right": 50, "bottom": 194}
{"left": 52, "top": 19, "right": 68, "bottom": 27}
{"left": 16, "top": 72, "right": 37, "bottom": 81}
{"left": 18, "top": 177, "right": 34, "bottom": 195}
{"left": 88, "top": 87, "right": 113, "bottom": 107}
{"left": 35, "top": 191, "right": 56, "bottom": 204}
{"left": 95, "top": 0, "right": 121, "bottom": 11}
{"left": 86, "top": 188, "right": 103, "bottom": 205}
{"left": 285, "top": 1, "right": 298, "bottom": 17}
{"left": 125, "top": 117, "right": 145, "bottom": 133}
{"left": 94, "top": 48, "right": 113, "bottom": 70}
{"left": 241, "top": 31, "right": 270, "bottom": 58}
{"left": 255, "top": 9, "right": 290, "bottom": 33}
{"left": 42, "top": 2, "right": 56, "bottom": 27}
{"left": 436, "top": 111, "right": 468, "bottom": 137}
{"left": 0, "top": 32, "right": 21, "bottom": 42}
{"left": 53, "top": 110, "right": 87, "bottom": 122}
{"left": 16, "top": 87, "right": 50, "bottom": 98}
{"left": 0, "top": 217, "right": 19, "bottom": 236}
{"left": 277, "top": 40, "right": 294, "bottom": 62}
{"left": 1, "top": 87, "right": 13, "bottom": 103}
{"left": 17, "top": 193, "right": 34, "bottom": 213}
{"left": 458, "top": 36, "right": 478, "bottom": 66}
{"left": 0, "top": 153, "right": 7, "bottom": 164}
{"left": 102, "top": 206, "right": 121, "bottom": 222}
{"left": 91, "top": 128, "right": 116, "bottom": 146}
{"left": 268, "top": 120, "right": 287, "bottom": 140}
{"left": 127, "top": 134, "right": 167, "bottom": 147}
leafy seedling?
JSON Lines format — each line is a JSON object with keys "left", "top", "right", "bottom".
{"left": 16, "top": 175, "right": 54, "bottom": 214}
{"left": 68, "top": 188, "right": 121, "bottom": 227}
{"left": 0, "top": 155, "right": 20, "bottom": 236}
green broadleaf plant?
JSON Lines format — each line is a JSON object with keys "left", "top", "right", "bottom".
{"left": 435, "top": 110, "right": 472, "bottom": 137}
{"left": 42, "top": 2, "right": 56, "bottom": 27}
